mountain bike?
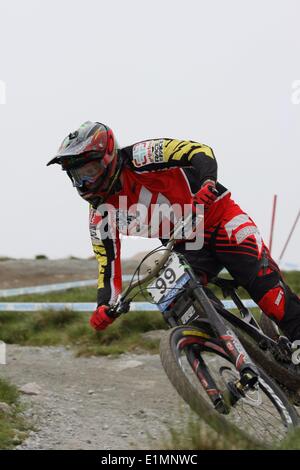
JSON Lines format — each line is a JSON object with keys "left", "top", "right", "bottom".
{"left": 109, "top": 214, "right": 300, "bottom": 446}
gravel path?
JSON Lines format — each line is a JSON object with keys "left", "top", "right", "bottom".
{"left": 1, "top": 345, "right": 187, "bottom": 450}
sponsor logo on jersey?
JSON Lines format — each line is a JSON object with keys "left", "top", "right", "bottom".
{"left": 132, "top": 140, "right": 164, "bottom": 167}
{"left": 153, "top": 139, "right": 164, "bottom": 163}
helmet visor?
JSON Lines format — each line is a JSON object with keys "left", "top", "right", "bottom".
{"left": 69, "top": 160, "right": 106, "bottom": 188}
{"left": 58, "top": 122, "right": 108, "bottom": 157}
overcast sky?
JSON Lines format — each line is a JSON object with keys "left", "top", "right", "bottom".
{"left": 0, "top": 0, "right": 299, "bottom": 266}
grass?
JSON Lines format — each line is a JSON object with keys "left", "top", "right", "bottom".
{"left": 283, "top": 271, "right": 300, "bottom": 294}
{"left": 0, "top": 378, "right": 19, "bottom": 405}
{"left": 0, "top": 270, "right": 299, "bottom": 355}
{"left": 0, "top": 272, "right": 299, "bottom": 449}
{"left": 160, "top": 411, "right": 300, "bottom": 450}
{"left": 0, "top": 283, "right": 149, "bottom": 303}
{"left": 0, "top": 280, "right": 167, "bottom": 356}
{"left": 3, "top": 270, "right": 299, "bottom": 304}
{"left": 161, "top": 413, "right": 261, "bottom": 450}
{"left": 0, "top": 286, "right": 98, "bottom": 303}
{"left": 0, "top": 309, "right": 167, "bottom": 356}
{"left": 0, "top": 378, "right": 29, "bottom": 449}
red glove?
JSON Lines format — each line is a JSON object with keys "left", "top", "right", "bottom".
{"left": 193, "top": 181, "right": 218, "bottom": 212}
{"left": 89, "top": 305, "right": 115, "bottom": 331}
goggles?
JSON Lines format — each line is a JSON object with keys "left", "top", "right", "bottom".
{"left": 69, "top": 160, "right": 106, "bottom": 188}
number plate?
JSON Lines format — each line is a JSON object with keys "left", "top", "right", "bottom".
{"left": 147, "top": 253, "right": 190, "bottom": 311}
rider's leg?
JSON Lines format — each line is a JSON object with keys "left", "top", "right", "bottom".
{"left": 212, "top": 198, "right": 300, "bottom": 342}
{"left": 174, "top": 242, "right": 225, "bottom": 309}
{"left": 174, "top": 241, "right": 223, "bottom": 283}
{"left": 246, "top": 260, "right": 300, "bottom": 342}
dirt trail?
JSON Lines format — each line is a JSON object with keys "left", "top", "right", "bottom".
{"left": 0, "top": 259, "right": 98, "bottom": 289}
{"left": 0, "top": 257, "right": 149, "bottom": 289}
{"left": 1, "top": 345, "right": 188, "bottom": 450}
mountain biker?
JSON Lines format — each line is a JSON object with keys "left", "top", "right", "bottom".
{"left": 47, "top": 121, "right": 300, "bottom": 342}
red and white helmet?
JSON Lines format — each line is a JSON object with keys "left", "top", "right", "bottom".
{"left": 47, "top": 121, "right": 120, "bottom": 204}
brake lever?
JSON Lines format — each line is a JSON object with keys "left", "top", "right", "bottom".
{"left": 109, "top": 299, "right": 131, "bottom": 317}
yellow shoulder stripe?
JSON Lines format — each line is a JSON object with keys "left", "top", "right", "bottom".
{"left": 163, "top": 140, "right": 214, "bottom": 162}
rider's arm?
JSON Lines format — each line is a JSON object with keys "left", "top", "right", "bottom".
{"left": 89, "top": 206, "right": 122, "bottom": 307}
{"left": 123, "top": 139, "right": 217, "bottom": 187}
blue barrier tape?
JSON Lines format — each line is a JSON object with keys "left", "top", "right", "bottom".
{"left": 0, "top": 299, "right": 257, "bottom": 312}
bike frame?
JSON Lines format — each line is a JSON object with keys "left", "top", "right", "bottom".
{"left": 110, "top": 214, "right": 262, "bottom": 385}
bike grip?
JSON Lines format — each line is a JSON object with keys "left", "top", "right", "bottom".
{"left": 109, "top": 301, "right": 131, "bottom": 317}
{"left": 106, "top": 305, "right": 118, "bottom": 318}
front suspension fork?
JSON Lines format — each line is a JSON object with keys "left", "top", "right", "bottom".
{"left": 186, "top": 346, "right": 230, "bottom": 414}
{"left": 184, "top": 264, "right": 259, "bottom": 388}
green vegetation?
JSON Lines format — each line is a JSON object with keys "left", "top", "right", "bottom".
{"left": 0, "top": 271, "right": 299, "bottom": 356}
{"left": 283, "top": 271, "right": 300, "bottom": 294}
{"left": 0, "top": 283, "right": 148, "bottom": 303}
{"left": 0, "top": 271, "right": 299, "bottom": 449}
{"left": 1, "top": 286, "right": 98, "bottom": 303}
{"left": 210, "top": 270, "right": 300, "bottom": 298}
{"left": 0, "top": 309, "right": 166, "bottom": 356}
{"left": 2, "top": 271, "right": 300, "bottom": 304}
{"left": 0, "top": 378, "right": 29, "bottom": 449}
{"left": 0, "top": 379, "right": 19, "bottom": 405}
{"left": 161, "top": 413, "right": 260, "bottom": 450}
{"left": 0, "top": 280, "right": 166, "bottom": 356}
{"left": 161, "top": 412, "right": 300, "bottom": 450}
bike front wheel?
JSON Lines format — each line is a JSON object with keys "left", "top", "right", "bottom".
{"left": 160, "top": 323, "right": 299, "bottom": 447}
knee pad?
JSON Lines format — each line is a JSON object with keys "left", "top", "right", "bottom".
{"left": 257, "top": 284, "right": 286, "bottom": 321}
{"left": 246, "top": 256, "right": 300, "bottom": 339}
{"left": 245, "top": 261, "right": 287, "bottom": 322}
{"left": 246, "top": 268, "right": 282, "bottom": 304}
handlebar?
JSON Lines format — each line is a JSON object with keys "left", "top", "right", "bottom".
{"left": 109, "top": 212, "right": 199, "bottom": 316}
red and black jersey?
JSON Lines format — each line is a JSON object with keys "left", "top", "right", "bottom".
{"left": 89, "top": 139, "right": 230, "bottom": 306}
